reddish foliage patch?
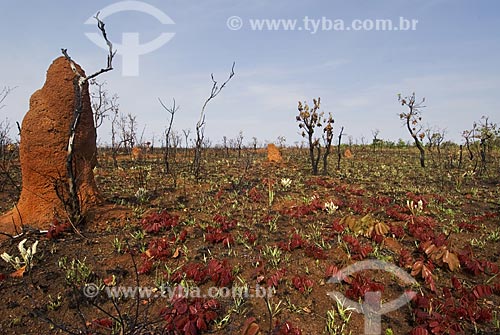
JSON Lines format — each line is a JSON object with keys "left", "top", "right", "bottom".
{"left": 292, "top": 275, "right": 314, "bottom": 293}
{"left": 161, "top": 287, "right": 220, "bottom": 335}
{"left": 345, "top": 274, "right": 384, "bottom": 301}
{"left": 411, "top": 277, "right": 496, "bottom": 334}
{"left": 342, "top": 235, "right": 373, "bottom": 260}
{"left": 46, "top": 219, "right": 71, "bottom": 239}
{"left": 169, "top": 259, "right": 234, "bottom": 287}
{"left": 141, "top": 211, "right": 179, "bottom": 233}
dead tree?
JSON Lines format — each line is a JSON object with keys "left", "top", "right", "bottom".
{"left": 434, "top": 129, "right": 446, "bottom": 155}
{"left": 182, "top": 129, "right": 191, "bottom": 157}
{"left": 222, "top": 136, "right": 230, "bottom": 157}
{"left": 61, "top": 12, "right": 115, "bottom": 224}
{"left": 192, "top": 62, "right": 235, "bottom": 178}
{"left": 371, "top": 129, "right": 381, "bottom": 152}
{"left": 476, "top": 116, "right": 498, "bottom": 173}
{"left": 236, "top": 131, "right": 244, "bottom": 158}
{"left": 335, "top": 126, "right": 344, "bottom": 171}
{"left": 277, "top": 136, "right": 286, "bottom": 148}
{"left": 465, "top": 116, "right": 499, "bottom": 174}
{"left": 158, "top": 98, "right": 178, "bottom": 173}
{"left": 0, "top": 86, "right": 15, "bottom": 110}
{"left": 110, "top": 107, "right": 120, "bottom": 168}
{"left": 0, "top": 86, "right": 15, "bottom": 159}
{"left": 398, "top": 93, "right": 426, "bottom": 168}
{"left": 0, "top": 87, "right": 15, "bottom": 160}
{"left": 251, "top": 137, "right": 258, "bottom": 153}
{"left": 323, "top": 116, "right": 335, "bottom": 174}
{"left": 462, "top": 129, "right": 474, "bottom": 161}
{"left": 90, "top": 80, "right": 119, "bottom": 142}
{"left": 0, "top": 118, "right": 12, "bottom": 163}
{"left": 114, "top": 113, "right": 138, "bottom": 155}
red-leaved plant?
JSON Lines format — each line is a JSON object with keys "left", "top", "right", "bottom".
{"left": 141, "top": 211, "right": 179, "bottom": 234}
{"left": 161, "top": 286, "right": 220, "bottom": 335}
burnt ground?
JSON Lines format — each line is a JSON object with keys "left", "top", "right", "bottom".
{"left": 0, "top": 146, "right": 499, "bottom": 335}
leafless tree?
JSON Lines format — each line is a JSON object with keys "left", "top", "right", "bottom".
{"left": 182, "top": 129, "right": 191, "bottom": 157}
{"left": 322, "top": 114, "right": 335, "bottom": 174}
{"left": 462, "top": 129, "right": 474, "bottom": 161}
{"left": 335, "top": 126, "right": 344, "bottom": 171}
{"left": 110, "top": 107, "right": 120, "bottom": 168}
{"left": 222, "top": 135, "right": 229, "bottom": 157}
{"left": 0, "top": 87, "right": 15, "bottom": 160}
{"left": 235, "top": 131, "right": 244, "bottom": 158}
{"left": 371, "top": 129, "right": 382, "bottom": 151}
{"left": 123, "top": 114, "right": 138, "bottom": 151}
{"left": 90, "top": 80, "right": 118, "bottom": 141}
{"left": 158, "top": 98, "right": 178, "bottom": 173}
{"left": 0, "top": 86, "right": 15, "bottom": 109}
{"left": 169, "top": 130, "right": 182, "bottom": 155}
{"left": 476, "top": 116, "right": 497, "bottom": 171}
{"left": 424, "top": 126, "right": 446, "bottom": 159}
{"left": 0, "top": 103, "right": 19, "bottom": 194}
{"left": 464, "top": 116, "right": 499, "bottom": 173}
{"left": 192, "top": 62, "right": 235, "bottom": 178}
{"left": 277, "top": 135, "right": 286, "bottom": 148}
{"left": 251, "top": 137, "right": 258, "bottom": 152}
{"left": 434, "top": 129, "right": 446, "bottom": 154}
{"left": 61, "top": 12, "right": 115, "bottom": 225}
{"left": 0, "top": 118, "right": 12, "bottom": 161}
{"left": 398, "top": 93, "right": 426, "bottom": 168}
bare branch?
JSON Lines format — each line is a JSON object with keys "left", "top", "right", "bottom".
{"left": 86, "top": 12, "right": 116, "bottom": 81}
{"left": 158, "top": 97, "right": 179, "bottom": 117}
{"left": 90, "top": 80, "right": 118, "bottom": 130}
{"left": 192, "top": 62, "right": 235, "bottom": 178}
{"left": 200, "top": 61, "right": 236, "bottom": 121}
{"left": 159, "top": 98, "right": 179, "bottom": 174}
{"left": 0, "top": 86, "right": 16, "bottom": 109}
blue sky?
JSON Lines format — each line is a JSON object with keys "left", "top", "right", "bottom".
{"left": 1, "top": 0, "right": 499, "bottom": 146}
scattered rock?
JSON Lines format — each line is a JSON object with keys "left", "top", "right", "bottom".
{"left": 0, "top": 56, "right": 100, "bottom": 233}
{"left": 383, "top": 237, "right": 403, "bottom": 253}
{"left": 241, "top": 317, "right": 260, "bottom": 335}
{"left": 267, "top": 143, "right": 283, "bottom": 163}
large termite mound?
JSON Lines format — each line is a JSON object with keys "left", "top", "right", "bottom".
{"left": 0, "top": 56, "right": 100, "bottom": 234}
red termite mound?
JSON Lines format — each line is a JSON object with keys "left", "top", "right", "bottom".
{"left": 0, "top": 56, "right": 101, "bottom": 234}
{"left": 267, "top": 144, "right": 283, "bottom": 163}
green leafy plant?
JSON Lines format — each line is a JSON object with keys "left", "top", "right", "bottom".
{"left": 58, "top": 257, "right": 93, "bottom": 285}
{"left": 265, "top": 297, "right": 284, "bottom": 332}
{"left": 262, "top": 245, "right": 283, "bottom": 268}
{"left": 112, "top": 237, "right": 124, "bottom": 253}
{"left": 325, "top": 295, "right": 355, "bottom": 335}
